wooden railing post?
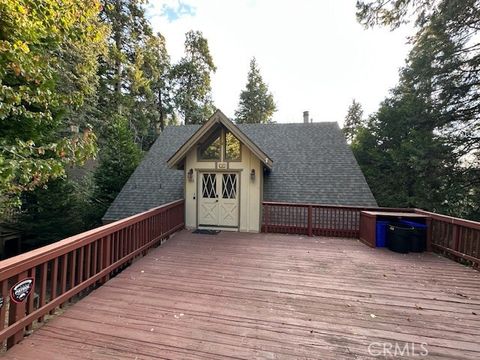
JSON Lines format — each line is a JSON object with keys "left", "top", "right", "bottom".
{"left": 426, "top": 218, "right": 432, "bottom": 252}
{"left": 452, "top": 224, "right": 459, "bottom": 251}
{"left": 264, "top": 204, "right": 269, "bottom": 233}
{"left": 101, "top": 235, "right": 111, "bottom": 284}
{"left": 307, "top": 205, "right": 313, "bottom": 237}
{"left": 7, "top": 272, "right": 28, "bottom": 349}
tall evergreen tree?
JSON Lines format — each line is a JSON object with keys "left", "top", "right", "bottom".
{"left": 343, "top": 99, "right": 364, "bottom": 142}
{"left": 16, "top": 179, "right": 90, "bottom": 250}
{"left": 352, "top": 90, "right": 459, "bottom": 214}
{"left": 170, "top": 31, "right": 216, "bottom": 125}
{"left": 98, "top": 0, "right": 165, "bottom": 149}
{"left": 90, "top": 115, "right": 143, "bottom": 225}
{"left": 357, "top": 0, "right": 480, "bottom": 157}
{"left": 129, "top": 32, "right": 173, "bottom": 149}
{"left": 235, "top": 58, "right": 276, "bottom": 124}
{"left": 354, "top": 0, "right": 480, "bottom": 219}
{"left": 141, "top": 34, "right": 173, "bottom": 134}
{"left": 89, "top": 0, "right": 172, "bottom": 227}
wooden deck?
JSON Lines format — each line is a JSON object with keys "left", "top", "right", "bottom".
{"left": 3, "top": 230, "right": 480, "bottom": 359}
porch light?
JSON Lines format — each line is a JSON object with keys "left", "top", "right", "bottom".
{"left": 187, "top": 168, "right": 194, "bottom": 182}
{"left": 250, "top": 169, "right": 255, "bottom": 181}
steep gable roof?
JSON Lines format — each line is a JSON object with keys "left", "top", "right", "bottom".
{"left": 241, "top": 122, "right": 377, "bottom": 205}
{"left": 167, "top": 109, "right": 273, "bottom": 169}
{"left": 103, "top": 125, "right": 198, "bottom": 221}
{"left": 103, "top": 122, "right": 377, "bottom": 221}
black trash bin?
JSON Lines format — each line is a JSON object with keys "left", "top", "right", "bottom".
{"left": 387, "top": 223, "right": 415, "bottom": 253}
{"left": 399, "top": 220, "right": 427, "bottom": 252}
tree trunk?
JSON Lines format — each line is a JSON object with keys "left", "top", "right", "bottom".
{"left": 114, "top": 0, "right": 123, "bottom": 113}
{"left": 158, "top": 88, "right": 164, "bottom": 132}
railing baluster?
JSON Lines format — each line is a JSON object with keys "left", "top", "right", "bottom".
{"left": 49, "top": 258, "right": 58, "bottom": 315}
{"left": 85, "top": 243, "right": 91, "bottom": 282}
{"left": 102, "top": 235, "right": 111, "bottom": 283}
{"left": 70, "top": 250, "right": 76, "bottom": 293}
{"left": 92, "top": 241, "right": 98, "bottom": 278}
{"left": 59, "top": 254, "right": 68, "bottom": 308}
{"left": 25, "top": 267, "right": 35, "bottom": 331}
{"left": 307, "top": 205, "right": 312, "bottom": 237}
{"left": 38, "top": 263, "right": 47, "bottom": 322}
{"left": 78, "top": 247, "right": 84, "bottom": 287}
{"left": 0, "top": 280, "right": 8, "bottom": 331}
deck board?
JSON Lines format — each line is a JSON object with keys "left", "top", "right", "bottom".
{"left": 4, "top": 230, "right": 480, "bottom": 359}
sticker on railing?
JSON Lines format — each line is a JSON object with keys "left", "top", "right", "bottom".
{"left": 10, "top": 278, "right": 35, "bottom": 304}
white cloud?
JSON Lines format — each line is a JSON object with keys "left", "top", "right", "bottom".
{"left": 148, "top": 0, "right": 412, "bottom": 125}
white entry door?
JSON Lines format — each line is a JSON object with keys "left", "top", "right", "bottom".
{"left": 219, "top": 173, "right": 239, "bottom": 227}
{"left": 198, "top": 172, "right": 239, "bottom": 228}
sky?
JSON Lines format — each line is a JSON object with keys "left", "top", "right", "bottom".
{"left": 147, "top": 0, "right": 412, "bottom": 125}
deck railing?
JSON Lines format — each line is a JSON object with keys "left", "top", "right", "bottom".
{"left": 1, "top": 199, "right": 479, "bottom": 351}
{"left": 262, "top": 201, "right": 411, "bottom": 238}
{"left": 0, "top": 199, "right": 184, "bottom": 349}
{"left": 262, "top": 201, "right": 480, "bottom": 268}
{"left": 414, "top": 209, "right": 480, "bottom": 267}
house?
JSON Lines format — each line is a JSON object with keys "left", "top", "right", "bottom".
{"left": 103, "top": 109, "right": 377, "bottom": 232}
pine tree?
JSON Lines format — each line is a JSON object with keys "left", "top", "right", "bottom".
{"left": 170, "top": 31, "right": 216, "bottom": 125}
{"left": 129, "top": 32, "right": 172, "bottom": 149}
{"left": 17, "top": 179, "right": 90, "bottom": 250}
{"left": 343, "top": 99, "right": 364, "bottom": 142}
{"left": 235, "top": 58, "right": 276, "bottom": 124}
{"left": 90, "top": 115, "right": 143, "bottom": 225}
{"left": 141, "top": 34, "right": 173, "bottom": 134}
{"left": 98, "top": 0, "right": 162, "bottom": 148}
{"left": 355, "top": 0, "right": 480, "bottom": 219}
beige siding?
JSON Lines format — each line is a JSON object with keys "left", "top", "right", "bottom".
{"left": 184, "top": 144, "right": 262, "bottom": 232}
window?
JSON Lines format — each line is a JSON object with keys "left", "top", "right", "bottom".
{"left": 202, "top": 173, "right": 217, "bottom": 198}
{"left": 225, "top": 131, "right": 241, "bottom": 161}
{"left": 222, "top": 174, "right": 237, "bottom": 199}
{"left": 199, "top": 131, "right": 221, "bottom": 160}
{"left": 197, "top": 129, "right": 241, "bottom": 161}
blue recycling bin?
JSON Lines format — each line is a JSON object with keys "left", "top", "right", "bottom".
{"left": 376, "top": 221, "right": 390, "bottom": 247}
{"left": 399, "top": 220, "right": 427, "bottom": 252}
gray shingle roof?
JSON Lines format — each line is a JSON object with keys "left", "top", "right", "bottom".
{"left": 103, "top": 122, "right": 377, "bottom": 221}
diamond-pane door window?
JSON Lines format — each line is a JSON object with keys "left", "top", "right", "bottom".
{"left": 202, "top": 174, "right": 217, "bottom": 198}
{"left": 222, "top": 174, "right": 237, "bottom": 199}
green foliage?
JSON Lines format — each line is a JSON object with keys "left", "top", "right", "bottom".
{"left": 356, "top": 0, "right": 480, "bottom": 154}
{"left": 131, "top": 33, "right": 173, "bottom": 148}
{"left": 0, "top": 1, "right": 221, "bottom": 249}
{"left": 0, "top": 0, "right": 107, "bottom": 216}
{"left": 97, "top": 0, "right": 172, "bottom": 150}
{"left": 16, "top": 178, "right": 91, "bottom": 250}
{"left": 90, "top": 115, "right": 143, "bottom": 225}
{"left": 170, "top": 30, "right": 216, "bottom": 125}
{"left": 235, "top": 58, "right": 276, "bottom": 124}
{"left": 355, "top": 0, "right": 480, "bottom": 219}
{"left": 343, "top": 99, "right": 364, "bottom": 142}
{"left": 352, "top": 92, "right": 461, "bottom": 214}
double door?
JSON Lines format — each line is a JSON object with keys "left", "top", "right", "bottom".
{"left": 198, "top": 172, "right": 239, "bottom": 228}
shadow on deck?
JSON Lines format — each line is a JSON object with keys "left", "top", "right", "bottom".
{"left": 4, "top": 230, "right": 480, "bottom": 359}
